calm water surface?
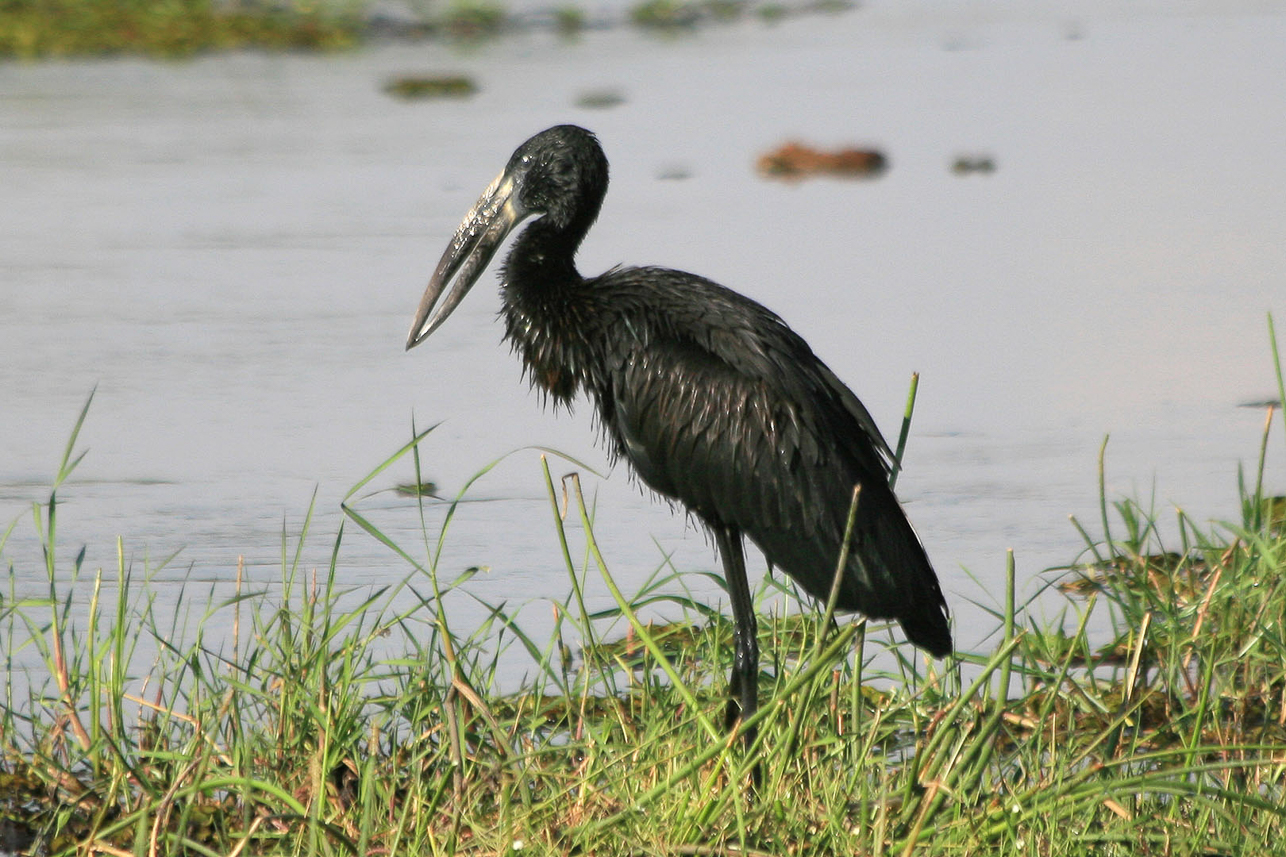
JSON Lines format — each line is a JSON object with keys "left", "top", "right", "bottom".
{"left": 2, "top": 2, "right": 1284, "bottom": 676}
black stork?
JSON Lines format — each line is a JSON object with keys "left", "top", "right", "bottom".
{"left": 406, "top": 125, "right": 951, "bottom": 733}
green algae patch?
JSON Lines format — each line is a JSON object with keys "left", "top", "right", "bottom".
{"left": 383, "top": 74, "right": 477, "bottom": 100}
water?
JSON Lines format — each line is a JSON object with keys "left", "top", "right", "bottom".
{"left": 2, "top": 2, "right": 1284, "bottom": 682}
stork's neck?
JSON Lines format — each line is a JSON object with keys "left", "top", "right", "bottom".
{"left": 503, "top": 219, "right": 584, "bottom": 290}
{"left": 499, "top": 221, "right": 597, "bottom": 406}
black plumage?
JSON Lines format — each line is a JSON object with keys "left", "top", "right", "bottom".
{"left": 407, "top": 124, "right": 951, "bottom": 729}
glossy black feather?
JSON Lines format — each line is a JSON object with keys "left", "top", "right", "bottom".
{"left": 486, "top": 126, "right": 951, "bottom": 657}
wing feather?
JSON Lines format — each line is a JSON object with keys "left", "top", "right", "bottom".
{"left": 598, "top": 270, "right": 948, "bottom": 655}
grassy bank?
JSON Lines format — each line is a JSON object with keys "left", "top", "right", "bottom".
{"left": 0, "top": 0, "right": 854, "bottom": 59}
{"left": 0, "top": 0, "right": 362, "bottom": 59}
{"left": 3, "top": 334, "right": 1286, "bottom": 854}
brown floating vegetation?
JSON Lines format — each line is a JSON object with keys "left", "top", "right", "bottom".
{"left": 757, "top": 141, "right": 888, "bottom": 180}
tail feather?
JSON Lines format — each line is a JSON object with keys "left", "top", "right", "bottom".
{"left": 834, "top": 482, "right": 952, "bottom": 657}
{"left": 897, "top": 598, "right": 952, "bottom": 658}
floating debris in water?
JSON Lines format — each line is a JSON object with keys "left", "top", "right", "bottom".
{"left": 757, "top": 142, "right": 887, "bottom": 180}
{"left": 440, "top": 3, "right": 506, "bottom": 39}
{"left": 395, "top": 481, "right": 438, "bottom": 497}
{"left": 575, "top": 89, "right": 626, "bottom": 109}
{"left": 630, "top": 0, "right": 704, "bottom": 29}
{"left": 952, "top": 155, "right": 997, "bottom": 175}
{"left": 383, "top": 75, "right": 478, "bottom": 100}
{"left": 757, "top": 3, "right": 788, "bottom": 22}
{"left": 554, "top": 6, "right": 587, "bottom": 34}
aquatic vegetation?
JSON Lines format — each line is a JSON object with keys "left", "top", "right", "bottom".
{"left": 383, "top": 74, "right": 478, "bottom": 100}
{"left": 0, "top": 0, "right": 359, "bottom": 59}
{"left": 629, "top": 0, "right": 698, "bottom": 29}
{"left": 574, "top": 88, "right": 626, "bottom": 109}
{"left": 438, "top": 0, "right": 505, "bottom": 39}
{"left": 553, "top": 5, "right": 585, "bottom": 34}
{"left": 393, "top": 478, "right": 440, "bottom": 495}
{"left": 952, "top": 154, "right": 998, "bottom": 175}
{"left": 0, "top": 0, "right": 875, "bottom": 58}
{"left": 756, "top": 2, "right": 788, "bottom": 22}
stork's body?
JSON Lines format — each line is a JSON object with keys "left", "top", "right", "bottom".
{"left": 407, "top": 125, "right": 950, "bottom": 729}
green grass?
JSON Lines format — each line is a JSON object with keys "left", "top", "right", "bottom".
{"left": 0, "top": 0, "right": 361, "bottom": 59}
{"left": 0, "top": 0, "right": 869, "bottom": 58}
{"left": 2, "top": 318, "right": 1285, "bottom": 854}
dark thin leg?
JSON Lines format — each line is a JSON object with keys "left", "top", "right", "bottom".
{"left": 713, "top": 524, "right": 758, "bottom": 743}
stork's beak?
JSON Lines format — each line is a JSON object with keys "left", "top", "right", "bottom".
{"left": 406, "top": 171, "right": 526, "bottom": 350}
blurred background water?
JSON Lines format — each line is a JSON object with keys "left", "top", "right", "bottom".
{"left": 2, "top": 0, "right": 1283, "bottom": 679}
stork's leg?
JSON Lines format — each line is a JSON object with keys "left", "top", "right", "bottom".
{"left": 713, "top": 524, "right": 758, "bottom": 741}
